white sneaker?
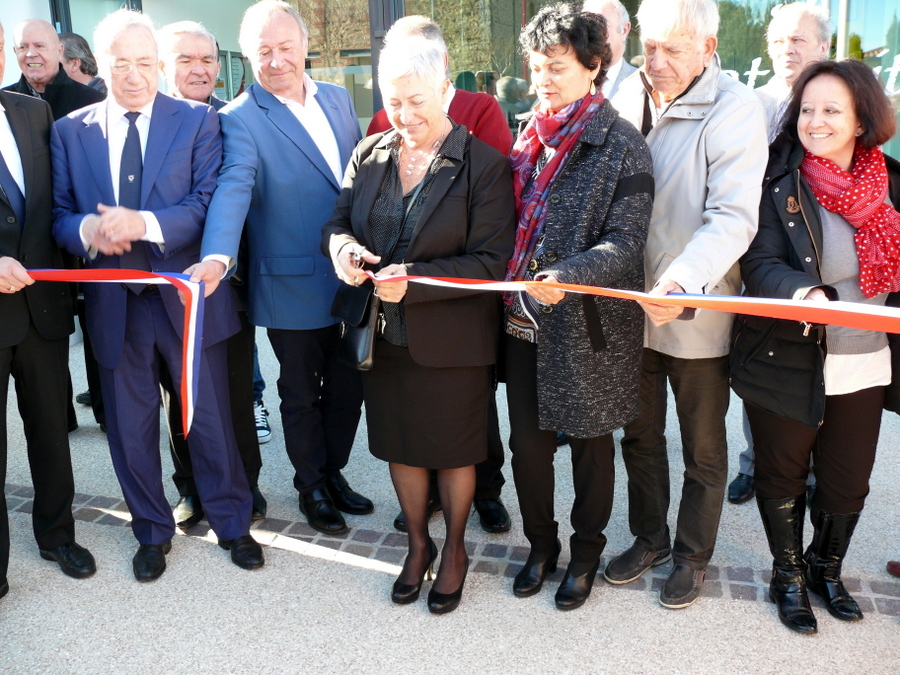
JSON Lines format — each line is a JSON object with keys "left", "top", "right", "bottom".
{"left": 254, "top": 401, "right": 272, "bottom": 444}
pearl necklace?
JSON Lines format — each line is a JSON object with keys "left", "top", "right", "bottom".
{"left": 400, "top": 122, "right": 449, "bottom": 177}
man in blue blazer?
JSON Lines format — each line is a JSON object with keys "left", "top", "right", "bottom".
{"left": 51, "top": 9, "right": 263, "bottom": 581}
{"left": 195, "top": 0, "right": 370, "bottom": 535}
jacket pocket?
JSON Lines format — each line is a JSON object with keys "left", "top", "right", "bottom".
{"left": 732, "top": 316, "right": 777, "bottom": 368}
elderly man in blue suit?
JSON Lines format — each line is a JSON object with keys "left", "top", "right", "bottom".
{"left": 192, "top": 0, "right": 370, "bottom": 535}
{"left": 51, "top": 9, "right": 263, "bottom": 581}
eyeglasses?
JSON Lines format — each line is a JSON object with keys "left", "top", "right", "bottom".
{"left": 110, "top": 61, "right": 157, "bottom": 75}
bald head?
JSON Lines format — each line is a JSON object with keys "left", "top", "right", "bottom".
{"left": 13, "top": 19, "right": 63, "bottom": 92}
{"left": 583, "top": 1, "right": 631, "bottom": 67}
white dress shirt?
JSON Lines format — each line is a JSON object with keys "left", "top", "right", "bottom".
{"left": 0, "top": 102, "right": 26, "bottom": 197}
{"left": 275, "top": 74, "right": 343, "bottom": 184}
{"left": 601, "top": 59, "right": 624, "bottom": 99}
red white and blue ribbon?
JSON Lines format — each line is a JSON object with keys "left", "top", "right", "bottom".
{"left": 29, "top": 269, "right": 205, "bottom": 436}
{"left": 366, "top": 273, "right": 900, "bottom": 334}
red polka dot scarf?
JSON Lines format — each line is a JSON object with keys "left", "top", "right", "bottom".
{"left": 801, "top": 144, "right": 900, "bottom": 298}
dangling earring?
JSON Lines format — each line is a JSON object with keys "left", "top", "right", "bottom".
{"left": 589, "top": 80, "right": 597, "bottom": 96}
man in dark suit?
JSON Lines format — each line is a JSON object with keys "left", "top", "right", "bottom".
{"left": 51, "top": 9, "right": 263, "bottom": 581}
{"left": 0, "top": 21, "right": 95, "bottom": 601}
{"left": 156, "top": 20, "right": 267, "bottom": 529}
{"left": 196, "top": 0, "right": 371, "bottom": 535}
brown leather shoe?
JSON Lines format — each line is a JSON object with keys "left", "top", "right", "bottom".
{"left": 887, "top": 561, "right": 900, "bottom": 578}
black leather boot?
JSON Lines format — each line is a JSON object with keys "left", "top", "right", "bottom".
{"left": 805, "top": 509, "right": 863, "bottom": 621}
{"left": 757, "top": 494, "right": 817, "bottom": 634}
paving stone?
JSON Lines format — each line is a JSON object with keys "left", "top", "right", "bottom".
{"left": 509, "top": 546, "right": 530, "bottom": 562}
{"left": 13, "top": 486, "right": 34, "bottom": 498}
{"left": 96, "top": 513, "right": 128, "bottom": 527}
{"left": 86, "top": 495, "right": 119, "bottom": 509}
{"left": 71, "top": 493, "right": 92, "bottom": 505}
{"left": 252, "top": 518, "right": 291, "bottom": 533}
{"left": 16, "top": 501, "right": 33, "bottom": 514}
{"left": 504, "top": 563, "right": 522, "bottom": 578}
{"left": 651, "top": 577, "right": 665, "bottom": 592}
{"left": 841, "top": 577, "right": 862, "bottom": 593}
{"left": 481, "top": 543, "right": 508, "bottom": 559}
{"left": 870, "top": 580, "right": 900, "bottom": 597}
{"left": 381, "top": 533, "right": 407, "bottom": 548}
{"left": 615, "top": 576, "right": 647, "bottom": 591}
{"left": 344, "top": 544, "right": 373, "bottom": 558}
{"left": 287, "top": 522, "right": 317, "bottom": 537}
{"left": 725, "top": 566, "right": 755, "bottom": 582}
{"left": 875, "top": 597, "right": 900, "bottom": 616}
{"left": 5, "top": 498, "right": 23, "bottom": 511}
{"left": 855, "top": 596, "right": 875, "bottom": 614}
{"left": 703, "top": 581, "right": 724, "bottom": 599}
{"left": 374, "top": 547, "right": 405, "bottom": 564}
{"left": 316, "top": 539, "right": 341, "bottom": 550}
{"left": 705, "top": 564, "right": 720, "bottom": 581}
{"left": 474, "top": 561, "right": 499, "bottom": 575}
{"left": 729, "top": 584, "right": 757, "bottom": 601}
{"left": 351, "top": 529, "right": 382, "bottom": 544}
{"left": 73, "top": 507, "right": 102, "bottom": 522}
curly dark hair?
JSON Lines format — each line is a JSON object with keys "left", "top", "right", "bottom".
{"left": 782, "top": 59, "right": 897, "bottom": 150}
{"left": 519, "top": 2, "right": 612, "bottom": 88}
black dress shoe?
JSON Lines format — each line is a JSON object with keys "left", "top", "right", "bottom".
{"left": 728, "top": 473, "right": 755, "bottom": 504}
{"left": 513, "top": 541, "right": 561, "bottom": 598}
{"left": 299, "top": 488, "right": 348, "bottom": 535}
{"left": 0, "top": 580, "right": 9, "bottom": 599}
{"left": 39, "top": 541, "right": 96, "bottom": 579}
{"left": 392, "top": 540, "right": 438, "bottom": 604}
{"left": 219, "top": 534, "right": 265, "bottom": 570}
{"left": 325, "top": 472, "right": 374, "bottom": 515}
{"left": 251, "top": 487, "right": 268, "bottom": 521}
{"left": 394, "top": 497, "right": 442, "bottom": 533}
{"left": 133, "top": 541, "right": 172, "bottom": 582}
{"left": 555, "top": 559, "right": 601, "bottom": 611}
{"left": 75, "top": 390, "right": 93, "bottom": 406}
{"left": 474, "top": 498, "right": 511, "bottom": 534}
{"left": 173, "top": 495, "right": 204, "bottom": 529}
{"left": 428, "top": 559, "right": 470, "bottom": 614}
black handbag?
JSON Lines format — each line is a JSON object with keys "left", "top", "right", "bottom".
{"left": 331, "top": 283, "right": 380, "bottom": 371}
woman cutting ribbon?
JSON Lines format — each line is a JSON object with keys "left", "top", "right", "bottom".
{"left": 731, "top": 58, "right": 899, "bottom": 634}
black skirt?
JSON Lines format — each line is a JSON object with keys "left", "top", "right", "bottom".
{"left": 363, "top": 338, "right": 490, "bottom": 469}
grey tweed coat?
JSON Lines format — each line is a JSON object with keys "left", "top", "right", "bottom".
{"left": 523, "top": 100, "right": 653, "bottom": 437}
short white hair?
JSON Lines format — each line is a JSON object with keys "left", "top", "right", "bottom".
{"left": 583, "top": 0, "right": 629, "bottom": 33}
{"left": 158, "top": 20, "right": 218, "bottom": 58}
{"left": 239, "top": 0, "right": 308, "bottom": 57}
{"left": 93, "top": 9, "right": 157, "bottom": 74}
{"left": 767, "top": 2, "right": 831, "bottom": 46}
{"left": 378, "top": 36, "right": 447, "bottom": 95}
{"left": 636, "top": 0, "right": 719, "bottom": 42}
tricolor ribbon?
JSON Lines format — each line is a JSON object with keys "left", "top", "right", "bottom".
{"left": 29, "top": 269, "right": 205, "bottom": 436}
{"left": 366, "top": 273, "right": 900, "bottom": 334}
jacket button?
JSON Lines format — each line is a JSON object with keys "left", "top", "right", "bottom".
{"left": 774, "top": 187, "right": 780, "bottom": 193}
{"left": 768, "top": 351, "right": 774, "bottom": 356}
{"left": 546, "top": 251, "right": 558, "bottom": 263}
{"left": 6, "top": 216, "right": 15, "bottom": 224}
{"left": 805, "top": 257, "right": 812, "bottom": 263}
{"left": 549, "top": 194, "right": 561, "bottom": 205}
{"left": 788, "top": 222, "right": 795, "bottom": 227}
{"left": 541, "top": 305, "right": 553, "bottom": 314}
{"left": 528, "top": 259, "right": 539, "bottom": 271}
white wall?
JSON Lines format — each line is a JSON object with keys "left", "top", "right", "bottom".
{"left": 144, "top": 0, "right": 253, "bottom": 53}
{"left": 1, "top": 0, "right": 53, "bottom": 88}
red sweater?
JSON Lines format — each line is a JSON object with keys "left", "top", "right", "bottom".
{"left": 366, "top": 88, "right": 513, "bottom": 155}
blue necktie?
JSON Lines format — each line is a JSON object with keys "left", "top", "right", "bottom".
{"left": 0, "top": 147, "right": 25, "bottom": 228}
{"left": 118, "top": 111, "right": 151, "bottom": 291}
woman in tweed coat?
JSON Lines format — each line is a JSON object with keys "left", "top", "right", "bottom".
{"left": 505, "top": 4, "right": 653, "bottom": 611}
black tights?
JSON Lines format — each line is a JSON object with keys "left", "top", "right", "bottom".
{"left": 390, "top": 462, "right": 473, "bottom": 593}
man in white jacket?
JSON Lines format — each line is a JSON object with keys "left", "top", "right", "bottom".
{"left": 608, "top": 0, "right": 768, "bottom": 608}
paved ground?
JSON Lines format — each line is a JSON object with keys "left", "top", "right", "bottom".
{"left": 3, "top": 330, "right": 899, "bottom": 674}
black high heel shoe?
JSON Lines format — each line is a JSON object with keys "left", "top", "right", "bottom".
{"left": 513, "top": 540, "right": 562, "bottom": 598}
{"left": 391, "top": 540, "right": 438, "bottom": 605}
{"left": 555, "top": 559, "right": 601, "bottom": 611}
{"left": 428, "top": 557, "right": 470, "bottom": 614}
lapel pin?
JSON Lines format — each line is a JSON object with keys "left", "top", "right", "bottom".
{"left": 128, "top": 175, "right": 136, "bottom": 183}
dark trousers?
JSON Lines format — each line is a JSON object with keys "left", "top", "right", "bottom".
{"left": 77, "top": 296, "right": 105, "bottom": 426}
{"left": 746, "top": 387, "right": 883, "bottom": 514}
{"left": 620, "top": 348, "right": 729, "bottom": 569}
{"left": 474, "top": 393, "right": 506, "bottom": 500}
{"left": 1, "top": 324, "right": 75, "bottom": 582}
{"left": 505, "top": 336, "right": 614, "bottom": 563}
{"left": 100, "top": 290, "right": 251, "bottom": 545}
{"left": 267, "top": 325, "right": 363, "bottom": 495}
{"left": 163, "top": 310, "right": 262, "bottom": 495}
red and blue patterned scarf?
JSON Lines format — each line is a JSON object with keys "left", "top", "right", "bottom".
{"left": 504, "top": 91, "right": 604, "bottom": 295}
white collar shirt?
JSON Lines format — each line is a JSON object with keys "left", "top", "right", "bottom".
{"left": 601, "top": 59, "right": 624, "bottom": 99}
{"left": 0, "top": 102, "right": 26, "bottom": 197}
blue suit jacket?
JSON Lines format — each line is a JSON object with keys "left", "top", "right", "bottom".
{"left": 202, "top": 82, "right": 361, "bottom": 330}
{"left": 51, "top": 92, "right": 238, "bottom": 369}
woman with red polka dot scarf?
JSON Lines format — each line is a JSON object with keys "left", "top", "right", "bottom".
{"left": 730, "top": 58, "right": 899, "bottom": 635}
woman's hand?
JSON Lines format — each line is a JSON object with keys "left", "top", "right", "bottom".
{"left": 335, "top": 241, "right": 381, "bottom": 286}
{"left": 525, "top": 274, "right": 565, "bottom": 305}
{"left": 374, "top": 263, "right": 408, "bottom": 303}
{"left": 639, "top": 279, "right": 686, "bottom": 327}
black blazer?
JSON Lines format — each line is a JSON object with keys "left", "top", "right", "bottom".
{"left": 323, "top": 128, "right": 515, "bottom": 368}
{"left": 3, "top": 67, "right": 105, "bottom": 120}
{"left": 0, "top": 90, "right": 73, "bottom": 349}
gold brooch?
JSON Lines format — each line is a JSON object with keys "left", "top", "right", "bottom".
{"left": 786, "top": 196, "right": 800, "bottom": 214}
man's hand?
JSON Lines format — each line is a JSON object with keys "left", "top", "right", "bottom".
{"left": 82, "top": 213, "right": 131, "bottom": 255}
{"left": 373, "top": 263, "right": 408, "bottom": 303}
{"left": 184, "top": 260, "right": 227, "bottom": 298}
{"left": 0, "top": 256, "right": 34, "bottom": 293}
{"left": 96, "top": 203, "right": 146, "bottom": 244}
{"left": 804, "top": 288, "right": 830, "bottom": 302}
{"left": 525, "top": 274, "right": 565, "bottom": 305}
{"left": 639, "top": 279, "right": 686, "bottom": 327}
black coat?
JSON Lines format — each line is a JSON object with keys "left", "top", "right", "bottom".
{"left": 0, "top": 91, "right": 73, "bottom": 349}
{"left": 730, "top": 138, "right": 900, "bottom": 427}
{"left": 3, "top": 67, "right": 105, "bottom": 120}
